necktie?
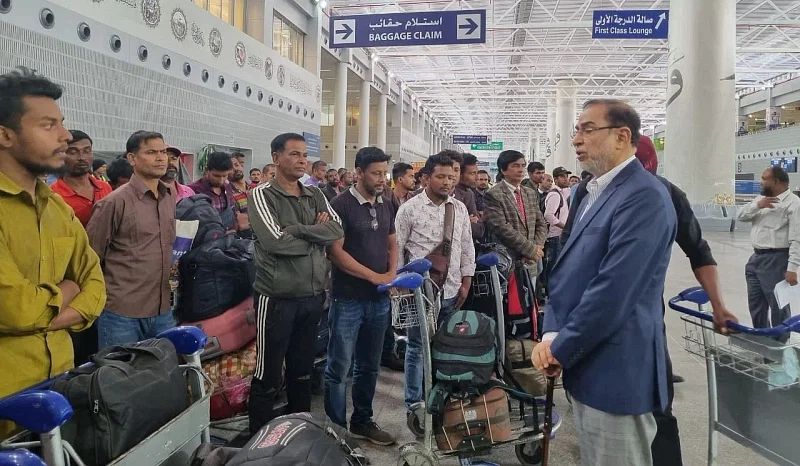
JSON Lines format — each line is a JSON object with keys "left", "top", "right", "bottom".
{"left": 515, "top": 188, "right": 527, "bottom": 223}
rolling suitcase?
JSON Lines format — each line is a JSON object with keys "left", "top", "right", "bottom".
{"left": 203, "top": 341, "right": 257, "bottom": 421}
{"left": 192, "top": 297, "right": 257, "bottom": 361}
{"left": 434, "top": 386, "right": 511, "bottom": 452}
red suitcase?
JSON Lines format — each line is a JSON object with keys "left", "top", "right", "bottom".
{"left": 191, "top": 296, "right": 257, "bottom": 361}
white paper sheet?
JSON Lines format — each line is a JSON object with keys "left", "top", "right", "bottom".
{"left": 773, "top": 280, "right": 800, "bottom": 313}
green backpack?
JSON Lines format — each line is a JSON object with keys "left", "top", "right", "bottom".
{"left": 431, "top": 310, "right": 497, "bottom": 389}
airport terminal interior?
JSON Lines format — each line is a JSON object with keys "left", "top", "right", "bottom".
{"left": 3, "top": 0, "right": 800, "bottom": 465}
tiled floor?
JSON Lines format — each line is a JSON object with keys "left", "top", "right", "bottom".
{"left": 219, "top": 230, "right": 787, "bottom": 465}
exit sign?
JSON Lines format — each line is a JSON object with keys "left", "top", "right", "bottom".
{"left": 471, "top": 142, "right": 503, "bottom": 150}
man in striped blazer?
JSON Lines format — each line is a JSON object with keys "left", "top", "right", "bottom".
{"left": 483, "top": 150, "right": 548, "bottom": 263}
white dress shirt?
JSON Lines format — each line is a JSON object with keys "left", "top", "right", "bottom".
{"left": 395, "top": 190, "right": 476, "bottom": 300}
{"left": 544, "top": 155, "right": 637, "bottom": 342}
{"left": 738, "top": 188, "right": 800, "bottom": 271}
{"left": 579, "top": 156, "right": 637, "bottom": 222}
{"left": 544, "top": 186, "right": 570, "bottom": 238}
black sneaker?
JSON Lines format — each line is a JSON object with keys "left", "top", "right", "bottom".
{"left": 672, "top": 374, "right": 685, "bottom": 383}
{"left": 349, "top": 421, "right": 396, "bottom": 446}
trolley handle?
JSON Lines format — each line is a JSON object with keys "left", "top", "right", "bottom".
{"left": 0, "top": 390, "right": 72, "bottom": 434}
{"left": 0, "top": 449, "right": 47, "bottom": 466}
{"left": 475, "top": 252, "right": 500, "bottom": 268}
{"left": 397, "top": 258, "right": 432, "bottom": 275}
{"left": 157, "top": 325, "right": 208, "bottom": 355}
{"left": 377, "top": 272, "right": 424, "bottom": 292}
{"left": 668, "top": 286, "right": 800, "bottom": 336}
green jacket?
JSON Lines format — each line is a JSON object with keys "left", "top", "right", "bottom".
{"left": 247, "top": 181, "right": 343, "bottom": 299}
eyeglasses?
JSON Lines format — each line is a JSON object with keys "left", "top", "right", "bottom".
{"left": 369, "top": 207, "right": 378, "bottom": 231}
{"left": 572, "top": 125, "right": 624, "bottom": 138}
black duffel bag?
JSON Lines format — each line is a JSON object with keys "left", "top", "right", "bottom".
{"left": 227, "top": 413, "right": 362, "bottom": 466}
{"left": 50, "top": 338, "right": 187, "bottom": 466}
{"left": 177, "top": 234, "right": 255, "bottom": 322}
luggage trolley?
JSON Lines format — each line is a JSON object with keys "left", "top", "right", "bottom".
{"left": 0, "top": 326, "right": 212, "bottom": 466}
{"left": 669, "top": 287, "right": 800, "bottom": 466}
{"left": 383, "top": 254, "right": 561, "bottom": 466}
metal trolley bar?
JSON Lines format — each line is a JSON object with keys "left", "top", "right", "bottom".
{"left": 0, "top": 326, "right": 210, "bottom": 466}
{"left": 669, "top": 287, "right": 800, "bottom": 466}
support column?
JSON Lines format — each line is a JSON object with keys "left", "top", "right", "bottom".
{"left": 555, "top": 80, "right": 577, "bottom": 173}
{"left": 333, "top": 59, "right": 348, "bottom": 169}
{"left": 394, "top": 85, "right": 405, "bottom": 130}
{"left": 665, "top": 0, "right": 735, "bottom": 205}
{"left": 544, "top": 104, "right": 556, "bottom": 173}
{"left": 417, "top": 104, "right": 424, "bottom": 137}
{"left": 736, "top": 98, "right": 749, "bottom": 135}
{"left": 359, "top": 77, "right": 371, "bottom": 149}
{"left": 376, "top": 90, "right": 387, "bottom": 151}
{"left": 766, "top": 87, "right": 782, "bottom": 130}
{"left": 409, "top": 100, "right": 416, "bottom": 135}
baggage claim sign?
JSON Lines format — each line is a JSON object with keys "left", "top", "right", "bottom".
{"left": 329, "top": 10, "right": 487, "bottom": 48}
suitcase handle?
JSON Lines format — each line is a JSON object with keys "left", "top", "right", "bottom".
{"left": 202, "top": 336, "right": 222, "bottom": 359}
{"left": 457, "top": 421, "right": 488, "bottom": 440}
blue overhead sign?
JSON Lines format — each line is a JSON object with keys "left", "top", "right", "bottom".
{"left": 303, "top": 132, "right": 321, "bottom": 157}
{"left": 452, "top": 135, "right": 488, "bottom": 145}
{"left": 591, "top": 10, "right": 669, "bottom": 39}
{"left": 329, "top": 10, "right": 486, "bottom": 49}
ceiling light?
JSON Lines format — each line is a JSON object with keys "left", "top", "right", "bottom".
{"left": 319, "top": 0, "right": 328, "bottom": 8}
{"left": 782, "top": 105, "right": 786, "bottom": 109}
{"left": 372, "top": 54, "right": 379, "bottom": 63}
{"left": 388, "top": 71, "right": 394, "bottom": 78}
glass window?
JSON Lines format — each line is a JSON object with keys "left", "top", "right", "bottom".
{"left": 193, "top": 0, "right": 246, "bottom": 32}
{"left": 272, "top": 13, "right": 304, "bottom": 67}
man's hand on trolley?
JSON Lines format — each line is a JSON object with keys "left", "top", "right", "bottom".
{"left": 712, "top": 305, "right": 739, "bottom": 335}
{"left": 532, "top": 340, "right": 562, "bottom": 378}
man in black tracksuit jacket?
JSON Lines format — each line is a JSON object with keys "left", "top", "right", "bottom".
{"left": 247, "top": 133, "right": 344, "bottom": 433}
{"left": 560, "top": 136, "right": 738, "bottom": 466}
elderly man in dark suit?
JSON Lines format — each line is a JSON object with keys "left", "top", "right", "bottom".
{"left": 483, "top": 150, "right": 548, "bottom": 263}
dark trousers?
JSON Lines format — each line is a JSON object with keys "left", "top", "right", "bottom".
{"left": 745, "top": 251, "right": 791, "bottom": 331}
{"left": 381, "top": 321, "right": 395, "bottom": 363}
{"left": 652, "top": 301, "right": 683, "bottom": 466}
{"left": 324, "top": 296, "right": 390, "bottom": 428}
{"left": 541, "top": 236, "right": 561, "bottom": 296}
{"left": 249, "top": 292, "right": 324, "bottom": 434}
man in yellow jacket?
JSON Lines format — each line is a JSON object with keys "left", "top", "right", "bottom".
{"left": 0, "top": 68, "right": 106, "bottom": 436}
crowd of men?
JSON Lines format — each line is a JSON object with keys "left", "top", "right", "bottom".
{"left": 0, "top": 66, "right": 768, "bottom": 466}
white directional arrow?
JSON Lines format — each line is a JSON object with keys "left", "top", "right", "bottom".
{"left": 655, "top": 12, "right": 666, "bottom": 29}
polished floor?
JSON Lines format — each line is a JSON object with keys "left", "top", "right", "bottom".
{"left": 336, "top": 229, "right": 784, "bottom": 466}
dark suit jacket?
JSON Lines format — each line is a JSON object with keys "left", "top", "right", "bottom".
{"left": 544, "top": 161, "right": 676, "bottom": 415}
{"left": 454, "top": 184, "right": 485, "bottom": 241}
{"left": 562, "top": 170, "right": 716, "bottom": 270}
{"left": 483, "top": 181, "right": 548, "bottom": 260}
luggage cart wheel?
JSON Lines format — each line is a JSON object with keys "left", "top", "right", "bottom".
{"left": 515, "top": 439, "right": 543, "bottom": 466}
{"left": 398, "top": 442, "right": 439, "bottom": 466}
{"left": 406, "top": 407, "right": 425, "bottom": 438}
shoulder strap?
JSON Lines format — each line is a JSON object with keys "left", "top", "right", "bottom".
{"left": 443, "top": 202, "right": 455, "bottom": 244}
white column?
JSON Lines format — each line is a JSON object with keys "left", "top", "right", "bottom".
{"left": 526, "top": 127, "right": 534, "bottom": 161}
{"left": 333, "top": 59, "right": 348, "bottom": 169}
{"left": 359, "top": 78, "right": 371, "bottom": 149}
{"left": 544, "top": 104, "right": 556, "bottom": 172}
{"left": 376, "top": 90, "right": 387, "bottom": 151}
{"left": 555, "top": 80, "right": 577, "bottom": 173}
{"left": 417, "top": 104, "right": 424, "bottom": 137}
{"left": 665, "top": 0, "right": 735, "bottom": 204}
{"left": 409, "top": 100, "right": 416, "bottom": 134}
{"left": 394, "top": 85, "right": 405, "bottom": 129}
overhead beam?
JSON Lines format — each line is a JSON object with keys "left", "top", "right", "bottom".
{"left": 380, "top": 47, "right": 800, "bottom": 57}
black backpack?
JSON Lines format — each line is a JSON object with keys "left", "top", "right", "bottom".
{"left": 226, "top": 413, "right": 363, "bottom": 466}
{"left": 431, "top": 310, "right": 497, "bottom": 390}
{"left": 177, "top": 194, "right": 227, "bottom": 248}
{"left": 177, "top": 234, "right": 255, "bottom": 322}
